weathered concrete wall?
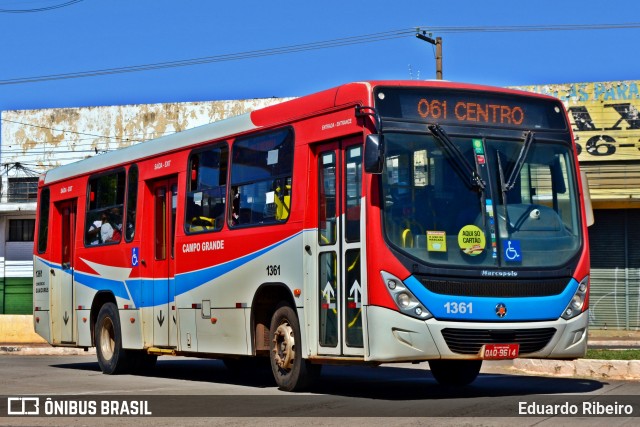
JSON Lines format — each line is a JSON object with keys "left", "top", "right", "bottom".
{"left": 1, "top": 98, "right": 290, "bottom": 175}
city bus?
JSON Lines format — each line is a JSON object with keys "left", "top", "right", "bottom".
{"left": 33, "top": 80, "right": 591, "bottom": 391}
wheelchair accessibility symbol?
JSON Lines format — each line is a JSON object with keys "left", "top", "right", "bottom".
{"left": 132, "top": 247, "right": 139, "bottom": 267}
{"left": 504, "top": 240, "right": 522, "bottom": 262}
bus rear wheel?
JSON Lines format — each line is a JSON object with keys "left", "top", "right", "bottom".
{"left": 428, "top": 359, "right": 482, "bottom": 386}
{"left": 95, "top": 302, "right": 130, "bottom": 374}
{"left": 269, "top": 304, "right": 320, "bottom": 391}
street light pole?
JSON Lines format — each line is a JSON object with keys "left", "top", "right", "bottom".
{"left": 415, "top": 32, "right": 443, "bottom": 80}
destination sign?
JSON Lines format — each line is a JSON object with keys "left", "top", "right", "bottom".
{"left": 375, "top": 88, "right": 568, "bottom": 130}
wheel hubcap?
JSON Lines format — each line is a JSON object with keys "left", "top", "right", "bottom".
{"left": 272, "top": 321, "right": 295, "bottom": 371}
{"left": 99, "top": 317, "right": 115, "bottom": 361}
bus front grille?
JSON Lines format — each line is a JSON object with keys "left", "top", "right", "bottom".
{"left": 418, "top": 277, "right": 571, "bottom": 297}
{"left": 441, "top": 327, "right": 557, "bottom": 355}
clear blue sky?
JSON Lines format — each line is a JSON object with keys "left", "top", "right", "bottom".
{"left": 0, "top": 0, "right": 638, "bottom": 112}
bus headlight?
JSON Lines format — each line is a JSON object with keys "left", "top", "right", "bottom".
{"left": 562, "top": 275, "right": 589, "bottom": 320}
{"left": 381, "top": 271, "right": 432, "bottom": 320}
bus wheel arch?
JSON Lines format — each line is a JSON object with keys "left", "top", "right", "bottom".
{"left": 90, "top": 291, "right": 117, "bottom": 347}
{"left": 250, "top": 283, "right": 296, "bottom": 357}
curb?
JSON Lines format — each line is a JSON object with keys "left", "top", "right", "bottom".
{"left": 0, "top": 346, "right": 96, "bottom": 356}
{"left": 513, "top": 358, "right": 640, "bottom": 380}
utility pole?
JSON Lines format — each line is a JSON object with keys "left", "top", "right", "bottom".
{"left": 415, "top": 31, "right": 443, "bottom": 80}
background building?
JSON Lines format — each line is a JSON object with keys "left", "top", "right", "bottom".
{"left": 514, "top": 81, "right": 640, "bottom": 331}
{"left": 0, "top": 97, "right": 289, "bottom": 314}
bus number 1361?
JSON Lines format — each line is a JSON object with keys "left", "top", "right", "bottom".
{"left": 444, "top": 301, "right": 473, "bottom": 314}
{"left": 266, "top": 265, "right": 281, "bottom": 276}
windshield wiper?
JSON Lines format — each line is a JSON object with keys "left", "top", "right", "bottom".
{"left": 427, "top": 124, "right": 485, "bottom": 191}
{"left": 496, "top": 151, "right": 512, "bottom": 236}
{"left": 503, "top": 131, "right": 535, "bottom": 191}
{"left": 496, "top": 131, "right": 535, "bottom": 236}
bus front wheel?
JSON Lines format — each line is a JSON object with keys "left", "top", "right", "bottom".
{"left": 95, "top": 302, "right": 130, "bottom": 374}
{"left": 428, "top": 359, "right": 482, "bottom": 386}
{"left": 269, "top": 303, "right": 320, "bottom": 391}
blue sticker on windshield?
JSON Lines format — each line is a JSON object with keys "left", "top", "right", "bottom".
{"left": 504, "top": 240, "right": 522, "bottom": 262}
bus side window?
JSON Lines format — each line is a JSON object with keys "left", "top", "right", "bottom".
{"left": 125, "top": 164, "right": 138, "bottom": 241}
{"left": 229, "top": 128, "right": 294, "bottom": 227}
{"left": 185, "top": 143, "right": 228, "bottom": 233}
{"left": 85, "top": 170, "right": 126, "bottom": 246}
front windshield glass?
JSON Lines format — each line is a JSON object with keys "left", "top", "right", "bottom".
{"left": 382, "top": 132, "right": 581, "bottom": 268}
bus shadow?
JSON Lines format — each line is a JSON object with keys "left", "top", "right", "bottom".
{"left": 51, "top": 357, "right": 605, "bottom": 400}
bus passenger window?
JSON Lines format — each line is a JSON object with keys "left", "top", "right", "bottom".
{"left": 185, "top": 144, "right": 228, "bottom": 233}
{"left": 230, "top": 128, "right": 294, "bottom": 227}
{"left": 85, "top": 170, "right": 126, "bottom": 246}
{"left": 125, "top": 165, "right": 138, "bottom": 241}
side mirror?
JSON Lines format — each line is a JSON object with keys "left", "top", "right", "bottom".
{"left": 364, "top": 134, "right": 384, "bottom": 174}
{"left": 580, "top": 170, "right": 594, "bottom": 227}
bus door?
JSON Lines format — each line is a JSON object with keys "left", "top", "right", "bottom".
{"left": 147, "top": 178, "right": 178, "bottom": 348}
{"left": 316, "top": 138, "right": 364, "bottom": 356}
{"left": 51, "top": 199, "right": 76, "bottom": 344}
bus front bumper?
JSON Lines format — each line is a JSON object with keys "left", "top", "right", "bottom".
{"left": 365, "top": 305, "right": 588, "bottom": 362}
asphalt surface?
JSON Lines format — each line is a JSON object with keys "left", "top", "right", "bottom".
{"left": 1, "top": 330, "right": 639, "bottom": 381}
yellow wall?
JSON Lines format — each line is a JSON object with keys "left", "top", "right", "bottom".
{"left": 0, "top": 315, "right": 46, "bottom": 344}
{"left": 514, "top": 81, "right": 640, "bottom": 163}
{"left": 514, "top": 81, "right": 640, "bottom": 207}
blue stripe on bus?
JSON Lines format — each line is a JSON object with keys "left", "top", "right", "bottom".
{"left": 403, "top": 275, "right": 578, "bottom": 321}
{"left": 71, "top": 231, "right": 300, "bottom": 308}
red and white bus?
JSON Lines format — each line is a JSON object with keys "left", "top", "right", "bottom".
{"left": 33, "top": 81, "right": 591, "bottom": 390}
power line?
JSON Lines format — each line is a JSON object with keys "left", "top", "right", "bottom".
{"left": 0, "top": 0, "right": 82, "bottom": 13}
{"left": 0, "top": 29, "right": 415, "bottom": 86}
{"left": 1, "top": 23, "right": 638, "bottom": 86}
{"left": 424, "top": 23, "right": 640, "bottom": 33}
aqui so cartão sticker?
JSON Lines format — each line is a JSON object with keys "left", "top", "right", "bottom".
{"left": 458, "top": 224, "right": 486, "bottom": 256}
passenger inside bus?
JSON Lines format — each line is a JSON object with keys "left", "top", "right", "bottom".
{"left": 86, "top": 209, "right": 122, "bottom": 244}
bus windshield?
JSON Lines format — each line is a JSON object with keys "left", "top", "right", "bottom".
{"left": 381, "top": 131, "right": 582, "bottom": 268}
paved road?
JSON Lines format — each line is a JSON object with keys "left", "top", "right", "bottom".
{"left": 0, "top": 354, "right": 638, "bottom": 426}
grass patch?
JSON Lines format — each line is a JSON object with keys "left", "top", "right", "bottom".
{"left": 585, "top": 349, "right": 640, "bottom": 360}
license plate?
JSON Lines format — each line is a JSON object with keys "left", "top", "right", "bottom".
{"left": 481, "top": 343, "right": 519, "bottom": 359}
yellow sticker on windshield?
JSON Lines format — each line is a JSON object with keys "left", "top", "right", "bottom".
{"left": 427, "top": 231, "right": 447, "bottom": 252}
{"left": 458, "top": 225, "right": 486, "bottom": 256}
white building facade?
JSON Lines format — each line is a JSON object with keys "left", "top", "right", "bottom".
{"left": 0, "top": 97, "right": 288, "bottom": 313}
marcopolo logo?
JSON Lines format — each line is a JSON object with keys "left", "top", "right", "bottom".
{"left": 481, "top": 270, "right": 518, "bottom": 277}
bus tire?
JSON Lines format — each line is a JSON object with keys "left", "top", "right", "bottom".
{"left": 428, "top": 359, "right": 482, "bottom": 386}
{"left": 95, "top": 302, "right": 130, "bottom": 375}
{"left": 269, "top": 303, "right": 320, "bottom": 391}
